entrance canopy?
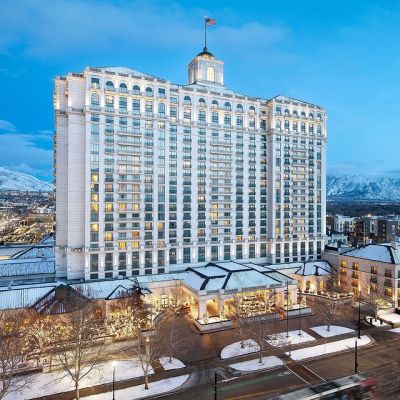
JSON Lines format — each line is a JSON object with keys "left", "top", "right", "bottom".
{"left": 183, "top": 261, "right": 296, "bottom": 295}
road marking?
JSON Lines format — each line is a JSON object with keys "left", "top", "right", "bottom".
{"left": 285, "top": 365, "right": 311, "bottom": 385}
{"left": 301, "top": 363, "right": 326, "bottom": 382}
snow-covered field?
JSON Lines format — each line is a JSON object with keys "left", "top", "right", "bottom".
{"left": 5, "top": 359, "right": 154, "bottom": 400}
{"left": 310, "top": 325, "right": 354, "bottom": 338}
{"left": 221, "top": 339, "right": 260, "bottom": 359}
{"left": 159, "top": 357, "right": 185, "bottom": 371}
{"left": 287, "top": 335, "right": 372, "bottom": 361}
{"left": 382, "top": 313, "right": 400, "bottom": 324}
{"left": 229, "top": 356, "right": 283, "bottom": 372}
{"left": 266, "top": 330, "right": 315, "bottom": 347}
{"left": 83, "top": 374, "right": 190, "bottom": 400}
{"left": 365, "top": 316, "right": 388, "bottom": 327}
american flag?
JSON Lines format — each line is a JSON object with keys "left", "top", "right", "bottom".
{"left": 205, "top": 17, "right": 216, "bottom": 26}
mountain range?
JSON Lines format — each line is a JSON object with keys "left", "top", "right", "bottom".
{"left": 0, "top": 167, "right": 53, "bottom": 192}
{"left": 327, "top": 175, "right": 400, "bottom": 201}
{"left": 1, "top": 166, "right": 400, "bottom": 200}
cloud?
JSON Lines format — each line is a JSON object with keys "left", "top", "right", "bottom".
{"left": 0, "top": 0, "right": 286, "bottom": 60}
{"left": 0, "top": 120, "right": 17, "bottom": 131}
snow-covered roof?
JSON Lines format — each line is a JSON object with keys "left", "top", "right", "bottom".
{"left": 0, "top": 244, "right": 54, "bottom": 260}
{"left": 0, "top": 285, "right": 56, "bottom": 310}
{"left": 183, "top": 261, "right": 296, "bottom": 294}
{"left": 343, "top": 244, "right": 400, "bottom": 264}
{"left": 70, "top": 279, "right": 139, "bottom": 300}
{"left": 295, "top": 261, "right": 331, "bottom": 276}
{"left": 0, "top": 259, "right": 55, "bottom": 277}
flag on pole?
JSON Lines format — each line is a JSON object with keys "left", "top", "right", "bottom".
{"left": 205, "top": 17, "right": 217, "bottom": 26}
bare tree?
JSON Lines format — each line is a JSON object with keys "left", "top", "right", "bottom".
{"left": 227, "top": 296, "right": 251, "bottom": 349}
{"left": 363, "top": 287, "right": 390, "bottom": 320}
{"left": 21, "top": 311, "right": 62, "bottom": 368}
{"left": 315, "top": 297, "right": 351, "bottom": 332}
{"left": 247, "top": 313, "right": 275, "bottom": 364}
{"left": 56, "top": 303, "right": 106, "bottom": 400}
{"left": 131, "top": 305, "right": 162, "bottom": 390}
{"left": 0, "top": 311, "right": 31, "bottom": 400}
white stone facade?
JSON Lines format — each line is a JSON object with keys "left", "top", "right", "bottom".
{"left": 54, "top": 50, "right": 327, "bottom": 280}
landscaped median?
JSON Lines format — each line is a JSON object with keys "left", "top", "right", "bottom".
{"left": 286, "top": 335, "right": 373, "bottom": 361}
{"left": 5, "top": 358, "right": 188, "bottom": 400}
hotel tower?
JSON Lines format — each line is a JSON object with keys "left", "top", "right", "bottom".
{"left": 54, "top": 46, "right": 327, "bottom": 280}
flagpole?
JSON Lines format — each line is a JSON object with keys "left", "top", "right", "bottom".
{"left": 204, "top": 17, "right": 207, "bottom": 50}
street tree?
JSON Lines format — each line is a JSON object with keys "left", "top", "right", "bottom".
{"left": 0, "top": 311, "right": 31, "bottom": 400}
{"left": 363, "top": 287, "right": 389, "bottom": 320}
{"left": 227, "top": 296, "right": 251, "bottom": 349}
{"left": 315, "top": 297, "right": 351, "bottom": 332}
{"left": 56, "top": 303, "right": 106, "bottom": 400}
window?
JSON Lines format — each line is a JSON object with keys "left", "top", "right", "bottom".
{"left": 224, "top": 102, "right": 231, "bottom": 111}
{"left": 119, "top": 82, "right": 127, "bottom": 92}
{"left": 158, "top": 87, "right": 166, "bottom": 98}
{"left": 207, "top": 66, "right": 215, "bottom": 81}
{"left": 145, "top": 87, "right": 153, "bottom": 96}
{"left": 105, "top": 81, "right": 114, "bottom": 90}
{"left": 132, "top": 85, "right": 140, "bottom": 95}
{"left": 212, "top": 100, "right": 218, "bottom": 109}
{"left": 183, "top": 95, "right": 191, "bottom": 105}
{"left": 198, "top": 98, "right": 206, "bottom": 107}
{"left": 249, "top": 105, "right": 256, "bottom": 113}
{"left": 91, "top": 93, "right": 99, "bottom": 106}
{"left": 236, "top": 104, "right": 243, "bottom": 112}
{"left": 158, "top": 103, "right": 165, "bottom": 116}
{"left": 275, "top": 120, "right": 281, "bottom": 130}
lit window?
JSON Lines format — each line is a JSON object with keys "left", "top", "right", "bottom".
{"left": 207, "top": 66, "right": 215, "bottom": 81}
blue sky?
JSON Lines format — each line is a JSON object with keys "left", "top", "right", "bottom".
{"left": 0, "top": 0, "right": 399, "bottom": 181}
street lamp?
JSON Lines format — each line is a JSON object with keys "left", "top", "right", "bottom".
{"left": 288, "top": 337, "right": 292, "bottom": 358}
{"left": 358, "top": 291, "right": 361, "bottom": 339}
{"left": 112, "top": 361, "right": 116, "bottom": 400}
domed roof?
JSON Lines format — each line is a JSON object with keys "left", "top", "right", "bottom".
{"left": 195, "top": 47, "right": 216, "bottom": 60}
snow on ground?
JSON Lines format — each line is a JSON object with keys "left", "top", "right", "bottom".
{"left": 365, "top": 316, "right": 388, "bottom": 327}
{"left": 220, "top": 339, "right": 260, "bottom": 359}
{"left": 159, "top": 357, "right": 185, "bottom": 371}
{"left": 229, "top": 356, "right": 283, "bottom": 372}
{"left": 287, "top": 335, "right": 372, "bottom": 361}
{"left": 266, "top": 330, "right": 315, "bottom": 347}
{"left": 389, "top": 327, "right": 400, "bottom": 333}
{"left": 83, "top": 374, "right": 190, "bottom": 400}
{"left": 5, "top": 359, "right": 154, "bottom": 400}
{"left": 381, "top": 313, "right": 400, "bottom": 324}
{"left": 310, "top": 325, "right": 354, "bottom": 338}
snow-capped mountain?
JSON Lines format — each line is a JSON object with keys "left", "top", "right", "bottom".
{"left": 0, "top": 167, "right": 53, "bottom": 192}
{"left": 327, "top": 175, "right": 400, "bottom": 200}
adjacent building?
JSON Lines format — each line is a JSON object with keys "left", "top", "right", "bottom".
{"left": 54, "top": 47, "right": 327, "bottom": 281}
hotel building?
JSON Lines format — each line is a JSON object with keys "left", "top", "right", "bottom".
{"left": 54, "top": 47, "right": 327, "bottom": 280}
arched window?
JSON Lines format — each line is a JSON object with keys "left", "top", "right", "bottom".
{"left": 145, "top": 87, "right": 153, "bottom": 96}
{"left": 91, "top": 93, "right": 99, "bottom": 106}
{"left": 158, "top": 103, "right": 165, "bottom": 115}
{"left": 105, "top": 81, "right": 114, "bottom": 90}
{"left": 275, "top": 120, "right": 281, "bottom": 130}
{"left": 236, "top": 104, "right": 243, "bottom": 112}
{"left": 119, "top": 82, "right": 127, "bottom": 92}
{"left": 183, "top": 96, "right": 191, "bottom": 105}
{"left": 207, "top": 66, "right": 215, "bottom": 82}
{"left": 301, "top": 111, "right": 306, "bottom": 117}
{"left": 198, "top": 98, "right": 206, "bottom": 107}
{"left": 284, "top": 108, "right": 289, "bottom": 116}
{"left": 249, "top": 105, "right": 256, "bottom": 113}
{"left": 293, "top": 110, "right": 298, "bottom": 116}
{"left": 224, "top": 102, "right": 231, "bottom": 111}
{"left": 132, "top": 85, "right": 140, "bottom": 95}
{"left": 211, "top": 100, "right": 218, "bottom": 109}
{"left": 309, "top": 112, "right": 314, "bottom": 119}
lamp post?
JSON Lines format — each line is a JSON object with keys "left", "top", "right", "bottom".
{"left": 354, "top": 339, "right": 358, "bottom": 374}
{"left": 298, "top": 293, "right": 302, "bottom": 336}
{"left": 112, "top": 361, "right": 116, "bottom": 400}
{"left": 358, "top": 291, "right": 361, "bottom": 339}
{"left": 286, "top": 281, "right": 289, "bottom": 338}
{"left": 288, "top": 337, "right": 292, "bottom": 358}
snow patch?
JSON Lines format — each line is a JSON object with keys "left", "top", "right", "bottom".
{"left": 310, "top": 325, "right": 354, "bottom": 338}
{"left": 365, "top": 316, "right": 388, "bottom": 327}
{"left": 287, "top": 335, "right": 372, "bottom": 361}
{"left": 159, "top": 357, "right": 185, "bottom": 371}
{"left": 229, "top": 356, "right": 283, "bottom": 372}
{"left": 266, "top": 330, "right": 315, "bottom": 347}
{"left": 221, "top": 339, "right": 260, "bottom": 359}
{"left": 381, "top": 313, "right": 400, "bottom": 324}
{"left": 83, "top": 374, "right": 190, "bottom": 400}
